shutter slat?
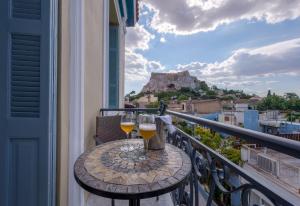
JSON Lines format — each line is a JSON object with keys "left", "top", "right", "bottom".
{"left": 12, "top": 75, "right": 40, "bottom": 81}
{"left": 12, "top": 44, "right": 40, "bottom": 51}
{"left": 12, "top": 86, "right": 40, "bottom": 92}
{"left": 10, "top": 112, "right": 39, "bottom": 118}
{"left": 12, "top": 65, "right": 40, "bottom": 71}
{"left": 11, "top": 101, "right": 39, "bottom": 107}
{"left": 12, "top": 71, "right": 40, "bottom": 77}
{"left": 12, "top": 54, "right": 40, "bottom": 59}
{"left": 11, "top": 92, "right": 40, "bottom": 98}
{"left": 12, "top": 50, "right": 40, "bottom": 56}
{"left": 12, "top": 60, "right": 40, "bottom": 67}
{"left": 13, "top": 39, "right": 40, "bottom": 47}
{"left": 11, "top": 96, "right": 40, "bottom": 102}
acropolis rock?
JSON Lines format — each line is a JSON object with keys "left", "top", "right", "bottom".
{"left": 141, "top": 71, "right": 203, "bottom": 93}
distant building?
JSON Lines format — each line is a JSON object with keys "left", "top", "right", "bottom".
{"left": 259, "top": 110, "right": 285, "bottom": 121}
{"left": 183, "top": 99, "right": 222, "bottom": 114}
{"left": 134, "top": 94, "right": 158, "bottom": 108}
{"left": 259, "top": 120, "right": 300, "bottom": 141}
{"left": 241, "top": 145, "right": 300, "bottom": 205}
{"left": 167, "top": 99, "right": 222, "bottom": 114}
{"left": 235, "top": 103, "right": 249, "bottom": 111}
{"left": 167, "top": 100, "right": 184, "bottom": 112}
{"left": 218, "top": 103, "right": 259, "bottom": 130}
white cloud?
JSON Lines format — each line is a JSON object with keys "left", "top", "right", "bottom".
{"left": 125, "top": 49, "right": 165, "bottom": 82}
{"left": 125, "top": 23, "right": 154, "bottom": 51}
{"left": 143, "top": 0, "right": 300, "bottom": 35}
{"left": 125, "top": 22, "right": 165, "bottom": 87}
{"left": 160, "top": 37, "right": 166, "bottom": 43}
{"left": 171, "top": 38, "right": 300, "bottom": 87}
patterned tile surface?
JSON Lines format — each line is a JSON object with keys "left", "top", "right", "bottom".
{"left": 74, "top": 139, "right": 191, "bottom": 198}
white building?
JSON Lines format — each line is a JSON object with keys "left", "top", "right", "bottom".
{"left": 241, "top": 145, "right": 300, "bottom": 205}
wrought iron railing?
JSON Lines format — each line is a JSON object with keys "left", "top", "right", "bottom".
{"left": 99, "top": 106, "right": 300, "bottom": 206}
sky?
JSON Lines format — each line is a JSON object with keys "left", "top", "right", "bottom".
{"left": 125, "top": 0, "right": 300, "bottom": 97}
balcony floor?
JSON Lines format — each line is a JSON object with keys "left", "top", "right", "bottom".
{"left": 87, "top": 193, "right": 174, "bottom": 206}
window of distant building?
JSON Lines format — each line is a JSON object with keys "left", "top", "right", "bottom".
{"left": 225, "top": 116, "right": 230, "bottom": 121}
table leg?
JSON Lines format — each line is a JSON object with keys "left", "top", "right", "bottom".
{"left": 129, "top": 199, "right": 140, "bottom": 206}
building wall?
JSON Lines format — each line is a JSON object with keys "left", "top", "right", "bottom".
{"left": 57, "top": 0, "right": 106, "bottom": 205}
{"left": 56, "top": 0, "right": 70, "bottom": 205}
{"left": 279, "top": 122, "right": 300, "bottom": 134}
{"left": 84, "top": 0, "right": 105, "bottom": 149}
{"left": 187, "top": 100, "right": 222, "bottom": 114}
{"left": 235, "top": 111, "right": 244, "bottom": 126}
{"left": 57, "top": 0, "right": 127, "bottom": 205}
{"left": 136, "top": 94, "right": 158, "bottom": 104}
{"left": 244, "top": 110, "right": 259, "bottom": 131}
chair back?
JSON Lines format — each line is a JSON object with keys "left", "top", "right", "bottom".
{"left": 95, "top": 115, "right": 126, "bottom": 145}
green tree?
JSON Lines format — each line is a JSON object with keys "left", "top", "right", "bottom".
{"left": 257, "top": 92, "right": 300, "bottom": 111}
{"left": 267, "top": 90, "right": 272, "bottom": 97}
{"left": 199, "top": 81, "right": 209, "bottom": 91}
{"left": 221, "top": 148, "right": 241, "bottom": 165}
{"left": 195, "top": 127, "right": 222, "bottom": 150}
{"left": 257, "top": 93, "right": 286, "bottom": 110}
{"left": 285, "top": 92, "right": 299, "bottom": 100}
{"left": 178, "top": 94, "right": 189, "bottom": 101}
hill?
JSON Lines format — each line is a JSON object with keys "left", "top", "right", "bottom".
{"left": 128, "top": 71, "right": 252, "bottom": 102}
{"left": 141, "top": 71, "right": 207, "bottom": 93}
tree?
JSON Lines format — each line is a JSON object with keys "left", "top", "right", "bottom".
{"left": 257, "top": 92, "right": 300, "bottom": 111}
{"left": 178, "top": 94, "right": 189, "bottom": 101}
{"left": 199, "top": 81, "right": 209, "bottom": 91}
{"left": 221, "top": 148, "right": 241, "bottom": 165}
{"left": 285, "top": 92, "right": 299, "bottom": 100}
{"left": 195, "top": 127, "right": 222, "bottom": 150}
{"left": 257, "top": 92, "right": 286, "bottom": 110}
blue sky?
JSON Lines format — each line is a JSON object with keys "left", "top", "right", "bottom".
{"left": 125, "top": 0, "right": 300, "bottom": 96}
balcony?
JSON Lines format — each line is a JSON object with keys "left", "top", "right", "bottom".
{"left": 94, "top": 105, "right": 300, "bottom": 206}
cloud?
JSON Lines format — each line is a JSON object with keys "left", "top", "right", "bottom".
{"left": 125, "top": 23, "right": 154, "bottom": 51}
{"left": 171, "top": 38, "right": 300, "bottom": 85}
{"left": 143, "top": 0, "right": 300, "bottom": 35}
{"left": 125, "top": 20, "right": 166, "bottom": 90}
{"left": 125, "top": 49, "right": 165, "bottom": 82}
{"left": 160, "top": 37, "right": 166, "bottom": 43}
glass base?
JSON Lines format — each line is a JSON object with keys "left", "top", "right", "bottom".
{"left": 120, "top": 143, "right": 134, "bottom": 152}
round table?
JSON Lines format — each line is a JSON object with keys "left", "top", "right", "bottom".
{"left": 74, "top": 139, "right": 191, "bottom": 206}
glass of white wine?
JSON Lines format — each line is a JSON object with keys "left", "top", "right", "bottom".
{"left": 139, "top": 114, "right": 156, "bottom": 152}
{"left": 120, "top": 112, "right": 135, "bottom": 151}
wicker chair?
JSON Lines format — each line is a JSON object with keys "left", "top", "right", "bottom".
{"left": 94, "top": 115, "right": 127, "bottom": 145}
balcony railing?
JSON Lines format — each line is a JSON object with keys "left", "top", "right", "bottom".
{"left": 100, "top": 105, "right": 300, "bottom": 206}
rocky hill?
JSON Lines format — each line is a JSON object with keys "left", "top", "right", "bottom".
{"left": 142, "top": 71, "right": 204, "bottom": 93}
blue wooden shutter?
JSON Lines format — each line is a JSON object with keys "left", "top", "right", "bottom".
{"left": 0, "top": 0, "right": 55, "bottom": 206}
{"left": 109, "top": 25, "right": 119, "bottom": 108}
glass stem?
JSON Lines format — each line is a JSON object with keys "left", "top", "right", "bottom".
{"left": 145, "top": 139, "right": 149, "bottom": 152}
{"left": 126, "top": 132, "right": 129, "bottom": 148}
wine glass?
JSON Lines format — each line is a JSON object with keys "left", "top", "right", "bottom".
{"left": 120, "top": 112, "right": 135, "bottom": 151}
{"left": 139, "top": 114, "right": 156, "bottom": 153}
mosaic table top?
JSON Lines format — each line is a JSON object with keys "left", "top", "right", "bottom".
{"left": 74, "top": 139, "right": 191, "bottom": 199}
